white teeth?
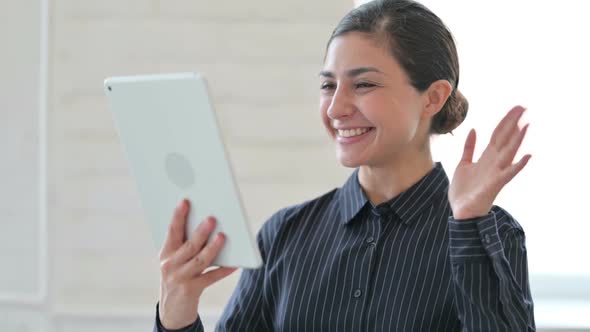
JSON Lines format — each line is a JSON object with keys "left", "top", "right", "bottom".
{"left": 337, "top": 127, "right": 371, "bottom": 138}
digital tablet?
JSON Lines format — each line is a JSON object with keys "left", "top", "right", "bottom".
{"left": 104, "top": 72, "right": 262, "bottom": 268}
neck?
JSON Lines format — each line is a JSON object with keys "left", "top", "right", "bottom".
{"left": 358, "top": 152, "right": 435, "bottom": 206}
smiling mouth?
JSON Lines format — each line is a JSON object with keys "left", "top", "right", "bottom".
{"left": 335, "top": 127, "right": 375, "bottom": 138}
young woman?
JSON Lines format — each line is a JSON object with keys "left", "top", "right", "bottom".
{"left": 155, "top": 0, "right": 535, "bottom": 331}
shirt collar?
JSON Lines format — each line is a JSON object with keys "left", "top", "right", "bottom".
{"left": 337, "top": 162, "right": 449, "bottom": 225}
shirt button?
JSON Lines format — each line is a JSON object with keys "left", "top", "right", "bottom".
{"left": 484, "top": 234, "right": 491, "bottom": 244}
{"left": 353, "top": 289, "right": 362, "bottom": 298}
{"left": 365, "top": 237, "right": 374, "bottom": 244}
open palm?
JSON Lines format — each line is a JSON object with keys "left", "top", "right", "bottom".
{"left": 449, "top": 105, "right": 532, "bottom": 220}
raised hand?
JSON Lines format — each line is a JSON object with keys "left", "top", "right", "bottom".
{"left": 449, "top": 105, "right": 532, "bottom": 220}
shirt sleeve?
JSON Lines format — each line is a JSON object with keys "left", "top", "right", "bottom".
{"left": 448, "top": 207, "right": 536, "bottom": 331}
{"left": 153, "top": 302, "right": 204, "bottom": 332}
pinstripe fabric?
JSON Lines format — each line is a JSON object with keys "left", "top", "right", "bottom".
{"left": 155, "top": 162, "right": 535, "bottom": 331}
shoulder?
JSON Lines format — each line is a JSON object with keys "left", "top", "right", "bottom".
{"left": 256, "top": 188, "right": 339, "bottom": 256}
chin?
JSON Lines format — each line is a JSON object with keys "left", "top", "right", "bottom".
{"left": 336, "top": 151, "right": 365, "bottom": 168}
{"left": 339, "top": 160, "right": 360, "bottom": 168}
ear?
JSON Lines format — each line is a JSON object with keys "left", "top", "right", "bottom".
{"left": 421, "top": 79, "right": 453, "bottom": 119}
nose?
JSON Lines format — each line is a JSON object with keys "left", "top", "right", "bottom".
{"left": 327, "top": 87, "right": 356, "bottom": 120}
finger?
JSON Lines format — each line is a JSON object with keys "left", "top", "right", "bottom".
{"left": 495, "top": 106, "right": 526, "bottom": 147}
{"left": 199, "top": 267, "right": 239, "bottom": 288}
{"left": 490, "top": 107, "right": 519, "bottom": 145}
{"left": 498, "top": 123, "right": 530, "bottom": 167}
{"left": 160, "top": 199, "right": 189, "bottom": 259}
{"left": 171, "top": 217, "right": 217, "bottom": 266}
{"left": 500, "top": 154, "right": 532, "bottom": 184}
{"left": 490, "top": 106, "right": 526, "bottom": 148}
{"left": 180, "top": 232, "right": 226, "bottom": 278}
{"left": 461, "top": 129, "right": 477, "bottom": 163}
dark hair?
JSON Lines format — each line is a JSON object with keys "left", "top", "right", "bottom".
{"left": 326, "top": 0, "right": 468, "bottom": 135}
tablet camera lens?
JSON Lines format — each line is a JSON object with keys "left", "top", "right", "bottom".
{"left": 107, "top": 86, "right": 112, "bottom": 91}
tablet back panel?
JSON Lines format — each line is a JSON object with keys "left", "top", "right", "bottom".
{"left": 104, "top": 72, "right": 261, "bottom": 268}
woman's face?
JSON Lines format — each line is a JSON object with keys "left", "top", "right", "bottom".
{"left": 320, "top": 32, "right": 429, "bottom": 168}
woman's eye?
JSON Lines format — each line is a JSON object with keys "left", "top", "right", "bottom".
{"left": 355, "top": 82, "right": 376, "bottom": 89}
{"left": 320, "top": 82, "right": 336, "bottom": 90}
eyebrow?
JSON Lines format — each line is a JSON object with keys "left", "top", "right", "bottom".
{"left": 318, "top": 67, "right": 385, "bottom": 78}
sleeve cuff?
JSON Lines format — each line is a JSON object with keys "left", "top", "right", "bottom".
{"left": 155, "top": 302, "right": 204, "bottom": 332}
{"left": 448, "top": 210, "right": 503, "bottom": 262}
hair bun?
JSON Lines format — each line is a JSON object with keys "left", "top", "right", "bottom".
{"left": 432, "top": 89, "right": 469, "bottom": 135}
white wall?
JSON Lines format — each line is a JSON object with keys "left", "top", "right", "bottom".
{"left": 0, "top": 0, "right": 47, "bottom": 330}
{"left": 0, "top": 0, "right": 43, "bottom": 299}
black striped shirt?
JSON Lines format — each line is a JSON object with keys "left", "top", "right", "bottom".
{"left": 155, "top": 162, "right": 535, "bottom": 331}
